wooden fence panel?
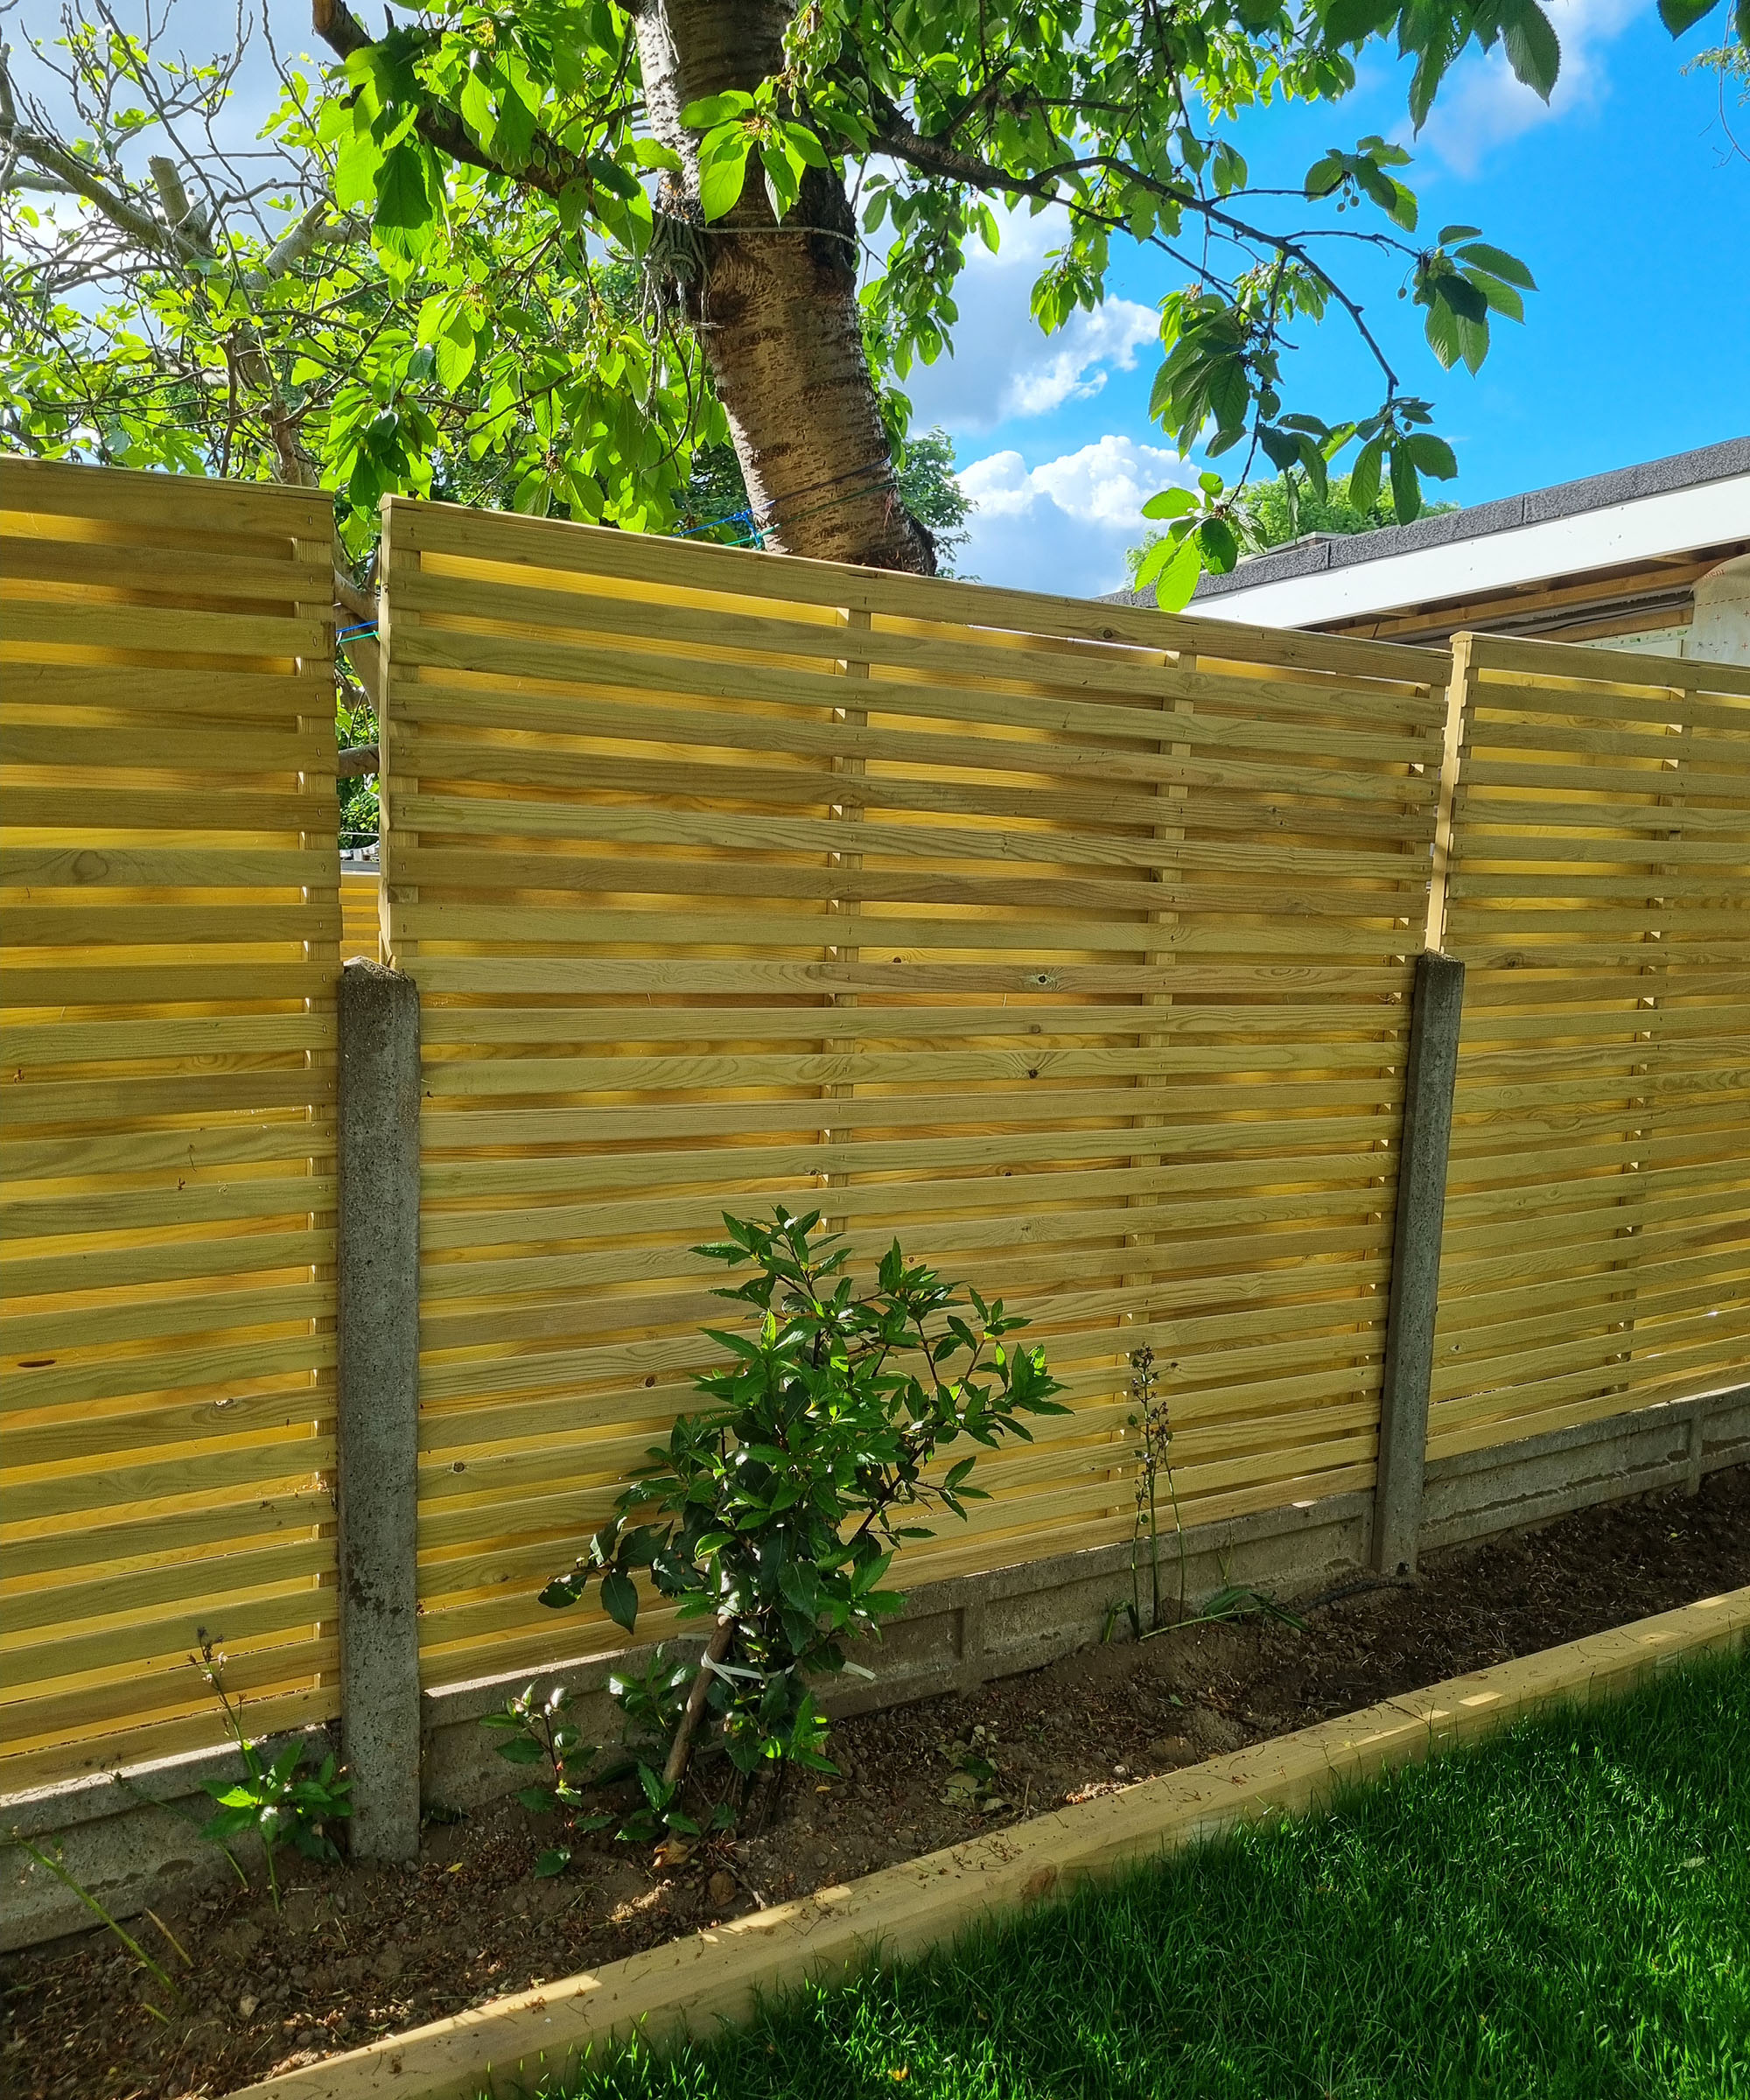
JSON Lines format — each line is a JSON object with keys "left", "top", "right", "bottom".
{"left": 341, "top": 864, "right": 382, "bottom": 960}
{"left": 1, "top": 458, "right": 340, "bottom": 1789}
{"left": 376, "top": 496, "right": 1448, "bottom": 1688}
{"left": 1430, "top": 632, "right": 1750, "bottom": 1460}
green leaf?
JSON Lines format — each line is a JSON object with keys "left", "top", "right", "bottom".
{"left": 761, "top": 144, "right": 801, "bottom": 222}
{"left": 1463, "top": 269, "right": 1525, "bottom": 324}
{"left": 1433, "top": 271, "right": 1489, "bottom": 325}
{"left": 587, "top": 156, "right": 641, "bottom": 202}
{"left": 784, "top": 122, "right": 829, "bottom": 170}
{"left": 1423, "top": 296, "right": 1462, "bottom": 370}
{"left": 1657, "top": 0, "right": 1721, "bottom": 28}
{"left": 698, "top": 142, "right": 750, "bottom": 222}
{"left": 534, "top": 1847, "right": 572, "bottom": 1877}
{"left": 682, "top": 93, "right": 756, "bottom": 127}
{"left": 1212, "top": 142, "right": 1248, "bottom": 196}
{"left": 1390, "top": 444, "right": 1422, "bottom": 523}
{"left": 1199, "top": 517, "right": 1240, "bottom": 573}
{"left": 1132, "top": 536, "right": 1172, "bottom": 589}
{"left": 1141, "top": 486, "right": 1198, "bottom": 521}
{"left": 200, "top": 1806, "right": 257, "bottom": 1842}
{"left": 433, "top": 327, "right": 475, "bottom": 391}
{"left": 1349, "top": 435, "right": 1385, "bottom": 514}
{"left": 374, "top": 141, "right": 437, "bottom": 234}
{"left": 1502, "top": 0, "right": 1562, "bottom": 99}
{"left": 1354, "top": 160, "right": 1397, "bottom": 214}
{"left": 1438, "top": 224, "right": 1483, "bottom": 242}
{"left": 600, "top": 1568, "right": 640, "bottom": 1633}
{"left": 1303, "top": 151, "right": 1345, "bottom": 199}
{"left": 1323, "top": 0, "right": 1397, "bottom": 43}
{"left": 1405, "top": 433, "right": 1458, "bottom": 479}
{"left": 1452, "top": 242, "right": 1536, "bottom": 290}
{"left": 332, "top": 126, "right": 383, "bottom": 214}
{"left": 1152, "top": 532, "right": 1204, "bottom": 614}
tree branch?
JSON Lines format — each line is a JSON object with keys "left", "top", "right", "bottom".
{"left": 662, "top": 1615, "right": 738, "bottom": 1789}
{"left": 867, "top": 113, "right": 1404, "bottom": 400}
{"left": 0, "top": 120, "right": 205, "bottom": 262}
{"left": 332, "top": 564, "right": 374, "bottom": 622}
{"left": 310, "top": 0, "right": 588, "bottom": 196}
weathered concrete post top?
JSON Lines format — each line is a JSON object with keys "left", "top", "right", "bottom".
{"left": 1372, "top": 950, "right": 1466, "bottom": 1578}
{"left": 336, "top": 957, "right": 422, "bottom": 1859}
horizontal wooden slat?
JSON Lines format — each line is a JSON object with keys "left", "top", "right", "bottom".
{"left": 0, "top": 457, "right": 337, "bottom": 1768}
{"left": 1429, "top": 629, "right": 1750, "bottom": 1463}
{"left": 374, "top": 491, "right": 1435, "bottom": 1684}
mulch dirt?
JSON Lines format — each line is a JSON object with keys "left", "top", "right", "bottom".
{"left": 9, "top": 1463, "right": 1748, "bottom": 2099}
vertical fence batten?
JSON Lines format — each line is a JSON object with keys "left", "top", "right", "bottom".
{"left": 336, "top": 959, "right": 424, "bottom": 1859}
{"left": 1371, "top": 952, "right": 1466, "bottom": 1576}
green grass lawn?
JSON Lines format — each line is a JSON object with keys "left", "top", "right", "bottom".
{"left": 564, "top": 1651, "right": 1750, "bottom": 2100}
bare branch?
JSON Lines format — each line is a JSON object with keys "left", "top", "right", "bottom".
{"left": 146, "top": 153, "right": 195, "bottom": 233}
{"left": 0, "top": 116, "right": 203, "bottom": 261}
{"left": 2, "top": 168, "right": 79, "bottom": 194}
{"left": 867, "top": 114, "right": 1405, "bottom": 401}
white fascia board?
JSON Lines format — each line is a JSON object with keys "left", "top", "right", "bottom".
{"left": 1194, "top": 474, "right": 1750, "bottom": 630}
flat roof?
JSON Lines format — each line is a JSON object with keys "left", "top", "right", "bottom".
{"left": 1102, "top": 436, "right": 1750, "bottom": 624}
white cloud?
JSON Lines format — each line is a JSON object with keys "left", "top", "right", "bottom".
{"left": 900, "top": 205, "right": 1159, "bottom": 432}
{"left": 955, "top": 436, "right": 1195, "bottom": 596}
{"left": 1420, "top": 0, "right": 1647, "bottom": 174}
{"left": 1004, "top": 303, "right": 1161, "bottom": 417}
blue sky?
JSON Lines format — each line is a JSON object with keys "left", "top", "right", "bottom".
{"left": 908, "top": 0, "right": 1749, "bottom": 594}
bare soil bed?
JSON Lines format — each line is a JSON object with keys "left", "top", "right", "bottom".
{"left": 10, "top": 1464, "right": 1749, "bottom": 2100}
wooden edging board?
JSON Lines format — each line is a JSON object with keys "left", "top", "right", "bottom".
{"left": 235, "top": 1586, "right": 1750, "bottom": 2100}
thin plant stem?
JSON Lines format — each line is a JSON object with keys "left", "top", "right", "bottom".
{"left": 262, "top": 1819, "right": 281, "bottom": 1912}
{"left": 1165, "top": 1448, "right": 1190, "bottom": 1624}
{"left": 8, "top": 1837, "right": 181, "bottom": 2011}
{"left": 199, "top": 1637, "right": 284, "bottom": 1912}
{"left": 144, "top": 1907, "right": 192, "bottom": 1969}
{"left": 1130, "top": 1345, "right": 1176, "bottom": 1633}
{"left": 1148, "top": 1465, "right": 1162, "bottom": 1629}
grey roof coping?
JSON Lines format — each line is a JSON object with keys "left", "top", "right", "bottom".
{"left": 1102, "top": 436, "right": 1750, "bottom": 608}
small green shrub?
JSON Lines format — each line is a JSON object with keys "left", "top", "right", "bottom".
{"left": 192, "top": 1638, "right": 352, "bottom": 1909}
{"left": 486, "top": 1207, "right": 1066, "bottom": 1866}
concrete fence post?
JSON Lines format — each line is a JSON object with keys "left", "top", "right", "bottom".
{"left": 337, "top": 957, "right": 423, "bottom": 1858}
{"left": 1372, "top": 951, "right": 1466, "bottom": 1578}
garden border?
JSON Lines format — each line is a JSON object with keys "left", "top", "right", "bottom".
{"left": 6, "top": 1381, "right": 1746, "bottom": 1955}
{"left": 231, "top": 1584, "right": 1750, "bottom": 2100}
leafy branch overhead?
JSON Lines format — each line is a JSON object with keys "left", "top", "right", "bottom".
{"left": 2, "top": 0, "right": 1739, "bottom": 585}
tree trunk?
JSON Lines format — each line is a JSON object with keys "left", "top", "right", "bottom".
{"left": 632, "top": 0, "right": 935, "bottom": 575}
